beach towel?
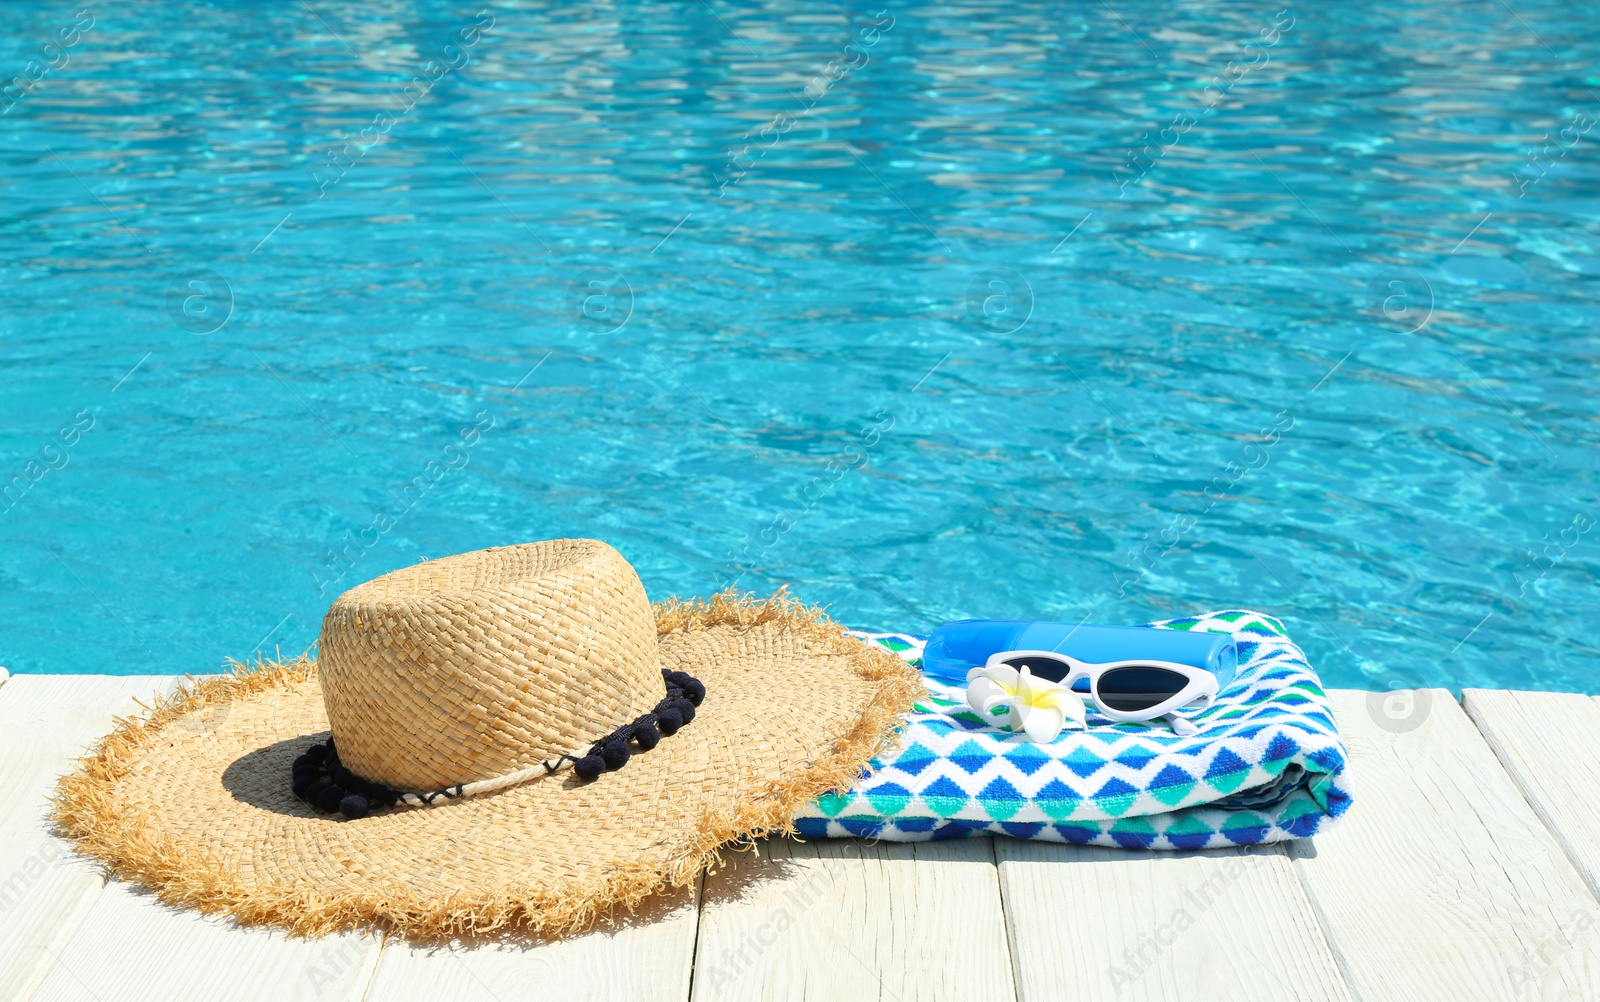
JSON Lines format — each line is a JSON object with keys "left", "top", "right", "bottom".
{"left": 796, "top": 610, "right": 1352, "bottom": 849}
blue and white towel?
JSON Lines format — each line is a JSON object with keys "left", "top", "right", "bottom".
{"left": 798, "top": 610, "right": 1352, "bottom": 849}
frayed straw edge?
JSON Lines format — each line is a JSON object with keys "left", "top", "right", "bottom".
{"left": 50, "top": 589, "right": 922, "bottom": 943}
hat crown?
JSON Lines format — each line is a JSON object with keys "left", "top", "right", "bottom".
{"left": 318, "top": 540, "right": 664, "bottom": 789}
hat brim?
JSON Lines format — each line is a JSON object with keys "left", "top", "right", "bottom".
{"left": 52, "top": 591, "right": 921, "bottom": 941}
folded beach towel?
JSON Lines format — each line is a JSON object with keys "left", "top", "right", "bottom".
{"left": 797, "top": 610, "right": 1352, "bottom": 849}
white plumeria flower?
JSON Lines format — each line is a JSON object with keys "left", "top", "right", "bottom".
{"left": 966, "top": 663, "right": 1086, "bottom": 743}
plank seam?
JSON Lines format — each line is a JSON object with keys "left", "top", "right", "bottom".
{"left": 984, "top": 837, "right": 1022, "bottom": 1002}
{"left": 682, "top": 871, "right": 704, "bottom": 1002}
{"left": 1285, "top": 844, "right": 1367, "bottom": 1002}
{"left": 990, "top": 838, "right": 1029, "bottom": 1002}
{"left": 353, "top": 938, "right": 388, "bottom": 1002}
{"left": 1286, "top": 690, "right": 1371, "bottom": 1002}
{"left": 1460, "top": 692, "right": 1600, "bottom": 907}
{"left": 14, "top": 874, "right": 111, "bottom": 1002}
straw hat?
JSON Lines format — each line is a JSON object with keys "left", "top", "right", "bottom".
{"left": 53, "top": 540, "right": 920, "bottom": 940}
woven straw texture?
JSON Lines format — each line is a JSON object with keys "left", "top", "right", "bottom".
{"left": 320, "top": 541, "right": 664, "bottom": 788}
{"left": 53, "top": 590, "right": 921, "bottom": 942}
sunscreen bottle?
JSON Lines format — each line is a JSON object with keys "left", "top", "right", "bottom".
{"left": 920, "top": 619, "right": 1238, "bottom": 689}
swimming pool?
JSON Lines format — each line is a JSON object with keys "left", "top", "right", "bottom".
{"left": 2, "top": 2, "right": 1597, "bottom": 691}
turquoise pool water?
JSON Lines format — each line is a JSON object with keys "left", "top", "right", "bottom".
{"left": 2, "top": 2, "right": 1597, "bottom": 690}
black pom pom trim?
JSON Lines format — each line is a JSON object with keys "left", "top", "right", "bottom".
{"left": 564, "top": 671, "right": 706, "bottom": 784}
{"left": 600, "top": 740, "right": 630, "bottom": 769}
{"left": 633, "top": 720, "right": 660, "bottom": 750}
{"left": 656, "top": 708, "right": 683, "bottom": 735}
{"left": 314, "top": 784, "right": 346, "bottom": 813}
{"left": 289, "top": 671, "right": 706, "bottom": 804}
{"left": 574, "top": 755, "right": 606, "bottom": 781}
{"left": 682, "top": 677, "right": 706, "bottom": 706}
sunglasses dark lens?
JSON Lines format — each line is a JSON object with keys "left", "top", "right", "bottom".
{"left": 1095, "top": 666, "right": 1190, "bottom": 712}
{"left": 1001, "top": 655, "right": 1071, "bottom": 684}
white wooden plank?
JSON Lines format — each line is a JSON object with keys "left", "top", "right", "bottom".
{"left": 690, "top": 836, "right": 1016, "bottom": 1002}
{"left": 1292, "top": 689, "right": 1600, "bottom": 1001}
{"left": 996, "top": 840, "right": 1352, "bottom": 1002}
{"left": 0, "top": 675, "right": 173, "bottom": 1002}
{"left": 365, "top": 882, "right": 700, "bottom": 1002}
{"left": 1463, "top": 689, "right": 1600, "bottom": 900}
{"left": 26, "top": 881, "right": 382, "bottom": 1002}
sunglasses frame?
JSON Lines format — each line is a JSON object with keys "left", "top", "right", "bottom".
{"left": 982, "top": 649, "right": 1220, "bottom": 723}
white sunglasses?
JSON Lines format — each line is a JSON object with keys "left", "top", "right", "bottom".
{"left": 983, "top": 650, "right": 1220, "bottom": 730}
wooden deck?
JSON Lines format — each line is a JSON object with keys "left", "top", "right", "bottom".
{"left": 5, "top": 675, "right": 1600, "bottom": 1001}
